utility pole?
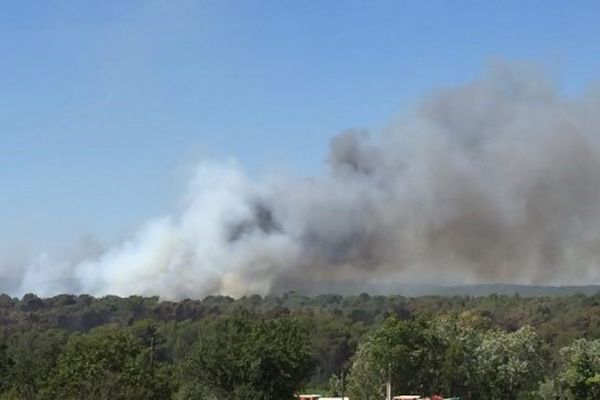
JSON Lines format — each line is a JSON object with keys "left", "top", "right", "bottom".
{"left": 386, "top": 363, "right": 392, "bottom": 400}
{"left": 340, "top": 369, "right": 345, "bottom": 400}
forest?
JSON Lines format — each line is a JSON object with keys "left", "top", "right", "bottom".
{"left": 2, "top": 291, "right": 600, "bottom": 399}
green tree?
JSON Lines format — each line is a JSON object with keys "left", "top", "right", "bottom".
{"left": 557, "top": 338, "right": 600, "bottom": 399}
{"left": 346, "top": 317, "right": 445, "bottom": 400}
{"left": 0, "top": 340, "right": 13, "bottom": 394}
{"left": 179, "top": 312, "right": 315, "bottom": 400}
{"left": 41, "top": 329, "right": 172, "bottom": 400}
{"left": 5, "top": 329, "right": 67, "bottom": 399}
{"left": 474, "top": 326, "right": 546, "bottom": 400}
{"left": 434, "top": 312, "right": 490, "bottom": 399}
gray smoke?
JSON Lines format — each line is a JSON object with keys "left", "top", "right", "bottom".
{"left": 15, "top": 65, "right": 600, "bottom": 299}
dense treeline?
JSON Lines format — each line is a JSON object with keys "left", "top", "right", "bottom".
{"left": 2, "top": 291, "right": 600, "bottom": 398}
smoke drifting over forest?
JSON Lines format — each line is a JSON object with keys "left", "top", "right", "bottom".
{"left": 14, "top": 66, "right": 600, "bottom": 299}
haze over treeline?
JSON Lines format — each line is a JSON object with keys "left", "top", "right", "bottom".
{"left": 8, "top": 64, "right": 600, "bottom": 299}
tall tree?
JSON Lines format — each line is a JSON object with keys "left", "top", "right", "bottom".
{"left": 5, "top": 329, "right": 67, "bottom": 400}
{"left": 474, "top": 326, "right": 546, "bottom": 400}
{"left": 41, "top": 329, "right": 172, "bottom": 400}
{"left": 347, "top": 317, "right": 446, "bottom": 400}
{"left": 0, "top": 341, "right": 13, "bottom": 394}
{"left": 179, "top": 312, "right": 315, "bottom": 400}
{"left": 434, "top": 312, "right": 490, "bottom": 399}
{"left": 557, "top": 338, "right": 600, "bottom": 399}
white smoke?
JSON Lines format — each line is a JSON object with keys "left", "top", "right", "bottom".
{"left": 15, "top": 65, "right": 600, "bottom": 299}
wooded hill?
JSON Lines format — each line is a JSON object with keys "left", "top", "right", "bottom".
{"left": 2, "top": 291, "right": 600, "bottom": 399}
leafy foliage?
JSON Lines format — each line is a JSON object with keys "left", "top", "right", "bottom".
{"left": 0, "top": 291, "right": 600, "bottom": 398}
{"left": 180, "top": 312, "right": 315, "bottom": 400}
{"left": 557, "top": 339, "right": 600, "bottom": 399}
{"left": 347, "top": 317, "right": 447, "bottom": 399}
{"left": 41, "top": 329, "right": 172, "bottom": 400}
{"left": 347, "top": 317, "right": 549, "bottom": 399}
{"left": 473, "top": 326, "right": 545, "bottom": 399}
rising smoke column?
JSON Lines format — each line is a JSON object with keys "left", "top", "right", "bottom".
{"left": 17, "top": 65, "right": 600, "bottom": 299}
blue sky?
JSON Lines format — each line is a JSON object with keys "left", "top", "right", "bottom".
{"left": 1, "top": 0, "right": 600, "bottom": 259}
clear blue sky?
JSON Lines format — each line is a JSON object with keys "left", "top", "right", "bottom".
{"left": 2, "top": 0, "right": 600, "bottom": 259}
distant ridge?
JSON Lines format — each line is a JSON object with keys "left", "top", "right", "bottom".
{"left": 283, "top": 282, "right": 600, "bottom": 297}
{"left": 413, "top": 284, "right": 600, "bottom": 297}
{"left": 7, "top": 284, "right": 600, "bottom": 301}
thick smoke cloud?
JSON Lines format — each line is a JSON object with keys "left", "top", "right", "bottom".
{"left": 16, "top": 66, "right": 600, "bottom": 299}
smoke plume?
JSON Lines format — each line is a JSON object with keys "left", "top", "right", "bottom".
{"left": 16, "top": 65, "right": 600, "bottom": 299}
